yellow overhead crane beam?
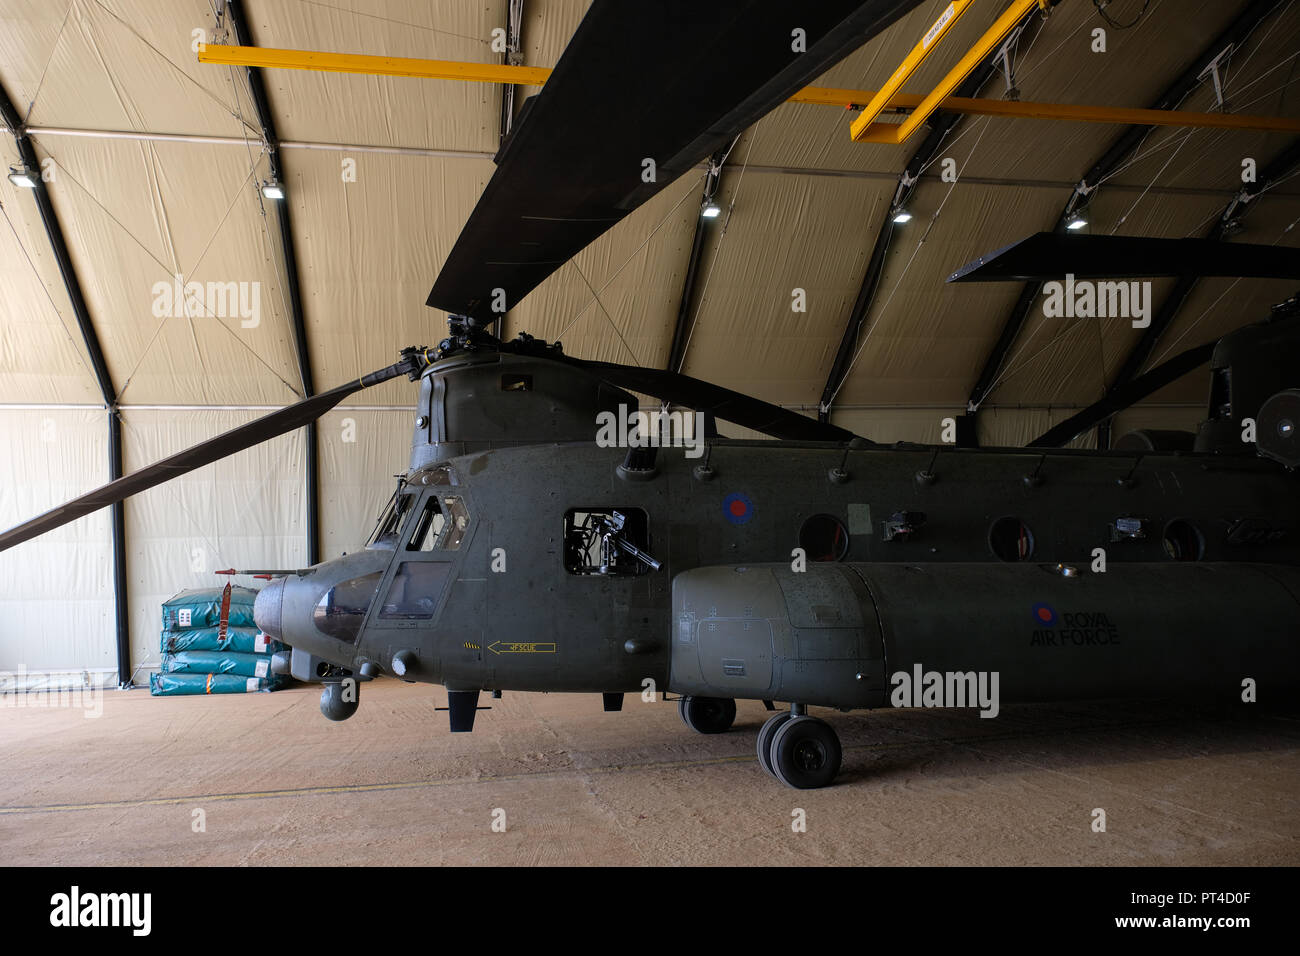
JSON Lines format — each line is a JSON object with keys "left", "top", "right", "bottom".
{"left": 850, "top": 0, "right": 1046, "bottom": 143}
{"left": 196, "top": 43, "right": 1300, "bottom": 138}
{"left": 851, "top": 0, "right": 973, "bottom": 135}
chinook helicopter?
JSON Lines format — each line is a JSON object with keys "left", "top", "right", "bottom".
{"left": 5, "top": 1, "right": 1300, "bottom": 789}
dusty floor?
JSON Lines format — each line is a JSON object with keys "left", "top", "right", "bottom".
{"left": 1, "top": 680, "right": 1297, "bottom": 865}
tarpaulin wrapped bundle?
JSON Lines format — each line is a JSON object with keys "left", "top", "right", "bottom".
{"left": 163, "top": 650, "right": 275, "bottom": 679}
{"left": 151, "top": 582, "right": 289, "bottom": 696}
{"left": 161, "top": 586, "right": 258, "bottom": 631}
{"left": 160, "top": 626, "right": 283, "bottom": 655}
{"left": 150, "top": 672, "right": 284, "bottom": 696}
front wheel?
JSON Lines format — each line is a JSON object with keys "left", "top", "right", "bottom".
{"left": 770, "top": 716, "right": 841, "bottom": 789}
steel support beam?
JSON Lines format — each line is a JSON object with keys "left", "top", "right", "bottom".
{"left": 2, "top": 89, "right": 132, "bottom": 685}
{"left": 818, "top": 5, "right": 1049, "bottom": 424}
{"left": 966, "top": 0, "right": 1284, "bottom": 429}
{"left": 499, "top": 0, "right": 525, "bottom": 146}
{"left": 227, "top": 0, "right": 320, "bottom": 565}
{"left": 666, "top": 148, "right": 726, "bottom": 373}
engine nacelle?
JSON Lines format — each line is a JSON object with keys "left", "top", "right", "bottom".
{"left": 670, "top": 564, "right": 886, "bottom": 709}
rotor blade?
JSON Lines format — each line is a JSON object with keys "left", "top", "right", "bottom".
{"left": 1028, "top": 342, "right": 1216, "bottom": 448}
{"left": 948, "top": 233, "right": 1300, "bottom": 283}
{"left": 558, "top": 356, "right": 865, "bottom": 443}
{"left": 428, "top": 0, "right": 925, "bottom": 319}
{"left": 0, "top": 357, "right": 419, "bottom": 552}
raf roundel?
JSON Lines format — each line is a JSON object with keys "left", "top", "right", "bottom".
{"left": 1031, "top": 602, "right": 1057, "bottom": 627}
{"left": 722, "top": 492, "right": 754, "bottom": 525}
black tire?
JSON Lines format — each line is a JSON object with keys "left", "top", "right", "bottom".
{"left": 756, "top": 711, "right": 793, "bottom": 777}
{"left": 678, "top": 695, "right": 737, "bottom": 734}
{"left": 770, "top": 716, "right": 842, "bottom": 789}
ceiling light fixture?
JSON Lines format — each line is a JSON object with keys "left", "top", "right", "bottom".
{"left": 261, "top": 179, "right": 285, "bottom": 200}
{"left": 7, "top": 166, "right": 38, "bottom": 188}
{"left": 892, "top": 209, "right": 913, "bottom": 224}
{"left": 701, "top": 202, "right": 721, "bottom": 219}
{"left": 1066, "top": 217, "right": 1088, "bottom": 231}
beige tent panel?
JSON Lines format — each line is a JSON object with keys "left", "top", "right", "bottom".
{"left": 247, "top": 0, "right": 503, "bottom": 152}
{"left": 677, "top": 172, "right": 894, "bottom": 406}
{"left": 0, "top": 140, "right": 103, "bottom": 403}
{"left": 285, "top": 147, "right": 490, "bottom": 404}
{"left": 317, "top": 406, "right": 417, "bottom": 555}
{"left": 0, "top": 408, "right": 113, "bottom": 671}
{"left": 16, "top": 0, "right": 251, "bottom": 137}
{"left": 121, "top": 407, "right": 306, "bottom": 669}
{"left": 830, "top": 182, "right": 1065, "bottom": 407}
{"left": 32, "top": 135, "right": 301, "bottom": 404}
{"left": 505, "top": 172, "right": 703, "bottom": 368}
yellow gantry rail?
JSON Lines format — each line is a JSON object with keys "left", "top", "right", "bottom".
{"left": 851, "top": 0, "right": 1045, "bottom": 143}
{"left": 196, "top": 43, "right": 1300, "bottom": 138}
{"left": 853, "top": 0, "right": 973, "bottom": 134}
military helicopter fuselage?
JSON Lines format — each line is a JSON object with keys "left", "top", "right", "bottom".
{"left": 253, "top": 328, "right": 1300, "bottom": 771}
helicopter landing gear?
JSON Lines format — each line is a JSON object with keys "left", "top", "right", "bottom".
{"left": 320, "top": 679, "right": 359, "bottom": 722}
{"left": 677, "top": 695, "right": 736, "bottom": 734}
{"left": 756, "top": 710, "right": 793, "bottom": 776}
{"left": 759, "top": 709, "right": 842, "bottom": 789}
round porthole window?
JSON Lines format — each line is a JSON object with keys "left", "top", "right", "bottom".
{"left": 989, "top": 516, "right": 1034, "bottom": 562}
{"left": 799, "top": 514, "right": 849, "bottom": 562}
{"left": 1162, "top": 519, "right": 1204, "bottom": 561}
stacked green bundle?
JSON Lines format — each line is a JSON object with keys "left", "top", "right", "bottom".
{"left": 149, "top": 585, "right": 289, "bottom": 696}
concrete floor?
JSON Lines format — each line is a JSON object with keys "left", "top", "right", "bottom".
{"left": 1, "top": 680, "right": 1297, "bottom": 866}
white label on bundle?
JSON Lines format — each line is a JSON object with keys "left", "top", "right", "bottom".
{"left": 178, "top": 609, "right": 191, "bottom": 627}
{"left": 254, "top": 632, "right": 269, "bottom": 653}
{"left": 255, "top": 659, "right": 269, "bottom": 678}
{"left": 246, "top": 678, "right": 259, "bottom": 692}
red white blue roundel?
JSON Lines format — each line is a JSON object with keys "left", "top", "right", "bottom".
{"left": 1031, "top": 602, "right": 1057, "bottom": 626}
{"left": 723, "top": 492, "right": 754, "bottom": 525}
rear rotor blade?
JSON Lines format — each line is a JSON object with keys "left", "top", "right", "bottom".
{"left": 558, "top": 356, "right": 864, "bottom": 443}
{"left": 949, "top": 233, "right": 1300, "bottom": 283}
{"left": 1028, "top": 342, "right": 1216, "bottom": 448}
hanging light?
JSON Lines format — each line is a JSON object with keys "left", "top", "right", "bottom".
{"left": 261, "top": 179, "right": 285, "bottom": 200}
{"left": 701, "top": 202, "right": 721, "bottom": 219}
{"left": 1066, "top": 217, "right": 1087, "bottom": 231}
{"left": 7, "top": 166, "right": 38, "bottom": 188}
{"left": 892, "top": 209, "right": 913, "bottom": 224}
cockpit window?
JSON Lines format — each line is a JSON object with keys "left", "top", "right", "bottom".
{"left": 441, "top": 496, "right": 470, "bottom": 550}
{"left": 407, "top": 497, "right": 447, "bottom": 551}
{"left": 379, "top": 562, "right": 452, "bottom": 619}
{"left": 313, "top": 571, "right": 383, "bottom": 643}
{"left": 369, "top": 491, "right": 416, "bottom": 547}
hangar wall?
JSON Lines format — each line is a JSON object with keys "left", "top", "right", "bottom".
{"left": 0, "top": 405, "right": 413, "bottom": 682}
{"left": 0, "top": 408, "right": 112, "bottom": 678}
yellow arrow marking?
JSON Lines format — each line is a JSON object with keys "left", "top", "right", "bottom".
{"left": 487, "top": 642, "right": 556, "bottom": 655}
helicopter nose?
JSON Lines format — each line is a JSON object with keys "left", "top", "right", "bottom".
{"left": 254, "top": 577, "right": 285, "bottom": 639}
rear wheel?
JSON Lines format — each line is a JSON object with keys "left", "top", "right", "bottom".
{"left": 770, "top": 716, "right": 842, "bottom": 789}
{"left": 678, "top": 695, "right": 737, "bottom": 734}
